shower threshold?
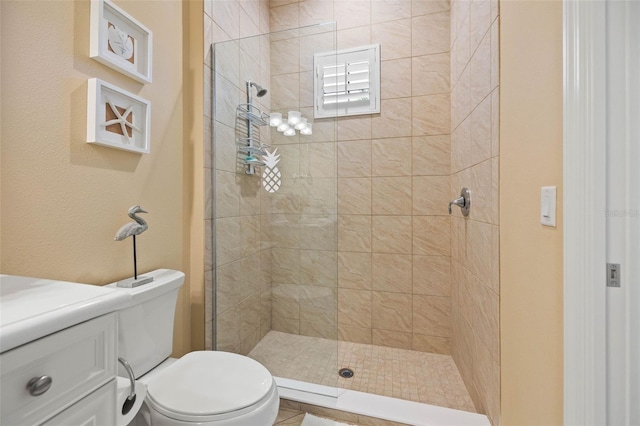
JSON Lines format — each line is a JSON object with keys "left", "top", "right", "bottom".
{"left": 276, "top": 377, "right": 490, "bottom": 426}
{"left": 248, "top": 331, "right": 485, "bottom": 425}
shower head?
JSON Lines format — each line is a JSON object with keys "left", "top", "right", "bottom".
{"left": 248, "top": 80, "right": 268, "bottom": 98}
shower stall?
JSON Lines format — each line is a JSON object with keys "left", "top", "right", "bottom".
{"left": 207, "top": 2, "right": 500, "bottom": 423}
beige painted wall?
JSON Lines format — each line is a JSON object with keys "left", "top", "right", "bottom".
{"left": 499, "top": 0, "right": 564, "bottom": 424}
{"left": 0, "top": 0, "right": 193, "bottom": 356}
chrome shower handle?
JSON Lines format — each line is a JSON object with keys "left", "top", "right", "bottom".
{"left": 449, "top": 188, "right": 471, "bottom": 216}
{"left": 448, "top": 196, "right": 465, "bottom": 214}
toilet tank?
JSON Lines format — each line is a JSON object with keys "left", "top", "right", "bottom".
{"left": 107, "top": 269, "right": 185, "bottom": 378}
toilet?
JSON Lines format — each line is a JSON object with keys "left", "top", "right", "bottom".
{"left": 108, "top": 269, "right": 279, "bottom": 426}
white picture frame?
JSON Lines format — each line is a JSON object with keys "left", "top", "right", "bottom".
{"left": 90, "top": 0, "right": 153, "bottom": 84}
{"left": 87, "top": 78, "right": 151, "bottom": 154}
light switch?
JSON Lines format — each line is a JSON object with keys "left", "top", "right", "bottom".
{"left": 541, "top": 186, "right": 557, "bottom": 227}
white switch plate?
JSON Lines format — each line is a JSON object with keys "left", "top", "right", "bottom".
{"left": 541, "top": 186, "right": 557, "bottom": 227}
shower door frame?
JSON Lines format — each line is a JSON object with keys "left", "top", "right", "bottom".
{"left": 564, "top": 0, "right": 639, "bottom": 423}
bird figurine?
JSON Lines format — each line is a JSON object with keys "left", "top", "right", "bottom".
{"left": 114, "top": 205, "right": 148, "bottom": 241}
{"left": 114, "top": 205, "right": 149, "bottom": 282}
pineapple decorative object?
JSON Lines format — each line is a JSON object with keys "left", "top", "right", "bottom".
{"left": 261, "top": 148, "right": 282, "bottom": 193}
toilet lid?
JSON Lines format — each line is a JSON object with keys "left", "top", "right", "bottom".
{"left": 146, "top": 351, "right": 274, "bottom": 417}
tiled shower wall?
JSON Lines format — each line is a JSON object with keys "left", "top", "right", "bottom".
{"left": 449, "top": 0, "right": 500, "bottom": 423}
{"left": 269, "top": 1, "right": 454, "bottom": 354}
{"left": 204, "top": 0, "right": 272, "bottom": 353}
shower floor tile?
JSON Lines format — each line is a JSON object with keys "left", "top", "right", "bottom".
{"left": 248, "top": 331, "right": 476, "bottom": 413}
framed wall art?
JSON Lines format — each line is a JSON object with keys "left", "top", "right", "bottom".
{"left": 87, "top": 78, "right": 151, "bottom": 154}
{"left": 90, "top": 0, "right": 153, "bottom": 84}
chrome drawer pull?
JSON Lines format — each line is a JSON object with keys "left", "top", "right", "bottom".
{"left": 26, "top": 375, "right": 52, "bottom": 396}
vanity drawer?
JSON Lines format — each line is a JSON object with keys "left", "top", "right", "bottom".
{"left": 0, "top": 313, "right": 117, "bottom": 426}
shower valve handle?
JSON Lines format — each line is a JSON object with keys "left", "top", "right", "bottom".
{"left": 448, "top": 188, "right": 471, "bottom": 217}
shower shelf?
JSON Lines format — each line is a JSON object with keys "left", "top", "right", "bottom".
{"left": 236, "top": 104, "right": 269, "bottom": 126}
{"left": 235, "top": 102, "right": 269, "bottom": 174}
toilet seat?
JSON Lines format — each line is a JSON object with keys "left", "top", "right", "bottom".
{"left": 145, "top": 351, "right": 275, "bottom": 423}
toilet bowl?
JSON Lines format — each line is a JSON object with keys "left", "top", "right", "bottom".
{"left": 138, "top": 352, "right": 279, "bottom": 426}
{"left": 108, "top": 269, "right": 279, "bottom": 426}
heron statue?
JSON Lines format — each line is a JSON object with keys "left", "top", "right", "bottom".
{"left": 115, "top": 205, "right": 151, "bottom": 286}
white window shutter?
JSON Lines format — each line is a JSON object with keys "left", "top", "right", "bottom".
{"left": 314, "top": 44, "right": 380, "bottom": 118}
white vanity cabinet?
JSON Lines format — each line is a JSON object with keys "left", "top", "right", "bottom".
{"left": 0, "top": 274, "right": 131, "bottom": 426}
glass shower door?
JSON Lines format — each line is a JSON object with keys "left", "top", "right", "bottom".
{"left": 211, "top": 23, "right": 339, "bottom": 396}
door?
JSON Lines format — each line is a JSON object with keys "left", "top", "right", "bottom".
{"left": 605, "top": 1, "right": 640, "bottom": 424}
{"left": 564, "top": 0, "right": 640, "bottom": 424}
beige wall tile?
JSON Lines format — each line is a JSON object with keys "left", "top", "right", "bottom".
{"left": 215, "top": 170, "right": 240, "bottom": 218}
{"left": 266, "top": 213, "right": 301, "bottom": 248}
{"left": 337, "top": 26, "right": 372, "bottom": 51}
{"left": 270, "top": 3, "right": 299, "bottom": 32}
{"left": 300, "top": 70, "right": 314, "bottom": 107}
{"left": 300, "top": 250, "right": 338, "bottom": 287}
{"left": 413, "top": 216, "right": 450, "bottom": 255}
{"left": 372, "top": 177, "right": 412, "bottom": 215}
{"left": 372, "top": 98, "right": 412, "bottom": 138}
{"left": 372, "top": 329, "right": 413, "bottom": 349}
{"left": 372, "top": 138, "right": 412, "bottom": 176}
{"left": 372, "top": 291, "right": 412, "bottom": 332}
{"left": 372, "top": 0, "right": 412, "bottom": 23}
{"left": 411, "top": 12, "right": 449, "bottom": 56}
{"left": 490, "top": 224, "right": 499, "bottom": 294}
{"left": 272, "top": 283, "right": 301, "bottom": 319}
{"left": 239, "top": 293, "right": 261, "bottom": 340}
{"left": 300, "top": 31, "right": 337, "bottom": 72}
{"left": 337, "top": 140, "right": 372, "bottom": 177}
{"left": 490, "top": 19, "right": 499, "bottom": 91}
{"left": 338, "top": 215, "right": 372, "bottom": 252}
{"left": 272, "top": 316, "right": 301, "bottom": 334}
{"left": 300, "top": 142, "right": 336, "bottom": 178}
{"left": 451, "top": 117, "right": 470, "bottom": 172}
{"left": 338, "top": 325, "right": 373, "bottom": 344}
{"left": 412, "top": 0, "right": 450, "bottom": 17}
{"left": 214, "top": 122, "right": 237, "bottom": 172}
{"left": 300, "top": 286, "right": 337, "bottom": 324}
{"left": 412, "top": 334, "right": 451, "bottom": 354}
{"left": 381, "top": 58, "right": 412, "bottom": 99}
{"left": 338, "top": 116, "right": 372, "bottom": 141}
{"left": 412, "top": 94, "right": 451, "bottom": 136}
{"left": 338, "top": 251, "right": 372, "bottom": 290}
{"left": 271, "top": 37, "right": 300, "bottom": 75}
{"left": 372, "top": 253, "right": 412, "bottom": 293}
{"left": 413, "top": 294, "right": 451, "bottom": 337}
{"left": 213, "top": 0, "right": 241, "bottom": 40}
{"left": 299, "top": 214, "right": 337, "bottom": 250}
{"left": 412, "top": 53, "right": 450, "bottom": 96}
{"left": 470, "top": 95, "right": 492, "bottom": 163}
{"left": 300, "top": 321, "right": 338, "bottom": 339}
{"left": 372, "top": 215, "right": 412, "bottom": 253}
{"left": 412, "top": 135, "right": 451, "bottom": 176}
{"left": 338, "top": 288, "right": 372, "bottom": 328}
{"left": 272, "top": 247, "right": 301, "bottom": 283}
{"left": 299, "top": 0, "right": 334, "bottom": 27}
{"left": 469, "top": 0, "right": 491, "bottom": 53}
{"left": 335, "top": 1, "right": 371, "bottom": 30}
{"left": 271, "top": 73, "right": 301, "bottom": 110}
{"left": 371, "top": 19, "right": 412, "bottom": 60}
{"left": 413, "top": 255, "right": 451, "bottom": 296}
{"left": 491, "top": 88, "right": 499, "bottom": 157}
{"left": 217, "top": 306, "right": 241, "bottom": 351}
{"left": 467, "top": 219, "right": 492, "bottom": 286}
{"left": 216, "top": 217, "right": 241, "bottom": 265}
{"left": 469, "top": 31, "right": 491, "bottom": 109}
{"left": 472, "top": 282, "right": 499, "bottom": 359}
{"left": 412, "top": 175, "right": 450, "bottom": 215}
{"left": 301, "top": 178, "right": 337, "bottom": 215}
{"left": 338, "top": 178, "right": 372, "bottom": 215}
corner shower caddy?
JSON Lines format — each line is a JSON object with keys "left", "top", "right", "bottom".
{"left": 236, "top": 81, "right": 270, "bottom": 175}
